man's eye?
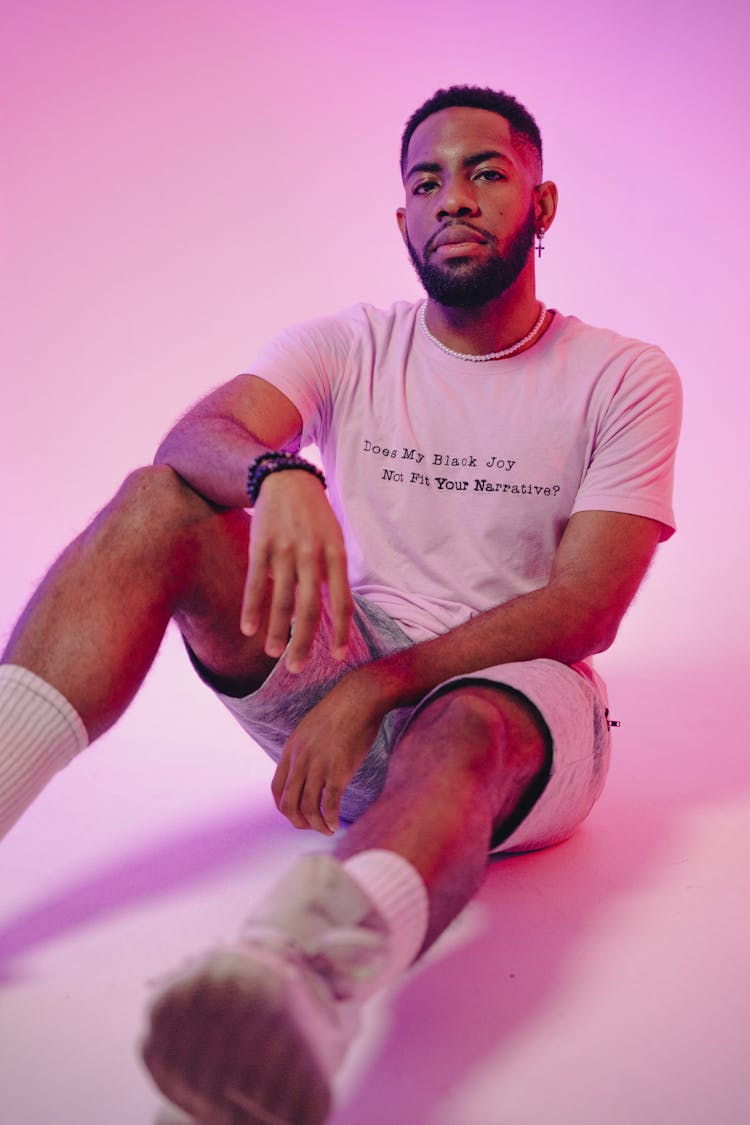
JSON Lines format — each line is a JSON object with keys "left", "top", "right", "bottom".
{"left": 413, "top": 181, "right": 438, "bottom": 195}
{"left": 475, "top": 169, "right": 505, "bottom": 181}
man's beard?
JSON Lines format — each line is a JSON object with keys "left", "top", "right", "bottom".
{"left": 405, "top": 204, "right": 536, "bottom": 309}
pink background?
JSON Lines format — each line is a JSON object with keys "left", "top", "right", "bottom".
{"left": 1, "top": 2, "right": 748, "bottom": 1123}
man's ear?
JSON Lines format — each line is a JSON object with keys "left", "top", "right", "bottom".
{"left": 534, "top": 181, "right": 559, "bottom": 234}
{"left": 396, "top": 207, "right": 408, "bottom": 246}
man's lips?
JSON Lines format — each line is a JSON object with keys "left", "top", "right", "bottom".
{"left": 429, "top": 225, "right": 489, "bottom": 253}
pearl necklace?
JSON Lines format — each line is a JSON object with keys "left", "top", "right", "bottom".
{"left": 419, "top": 301, "right": 547, "bottom": 362}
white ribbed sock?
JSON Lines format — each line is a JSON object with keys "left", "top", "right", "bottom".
{"left": 0, "top": 664, "right": 89, "bottom": 841}
{"left": 342, "top": 848, "right": 429, "bottom": 986}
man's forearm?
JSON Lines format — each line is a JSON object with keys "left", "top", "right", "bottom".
{"left": 353, "top": 580, "right": 616, "bottom": 717}
{"left": 351, "top": 510, "right": 660, "bottom": 717}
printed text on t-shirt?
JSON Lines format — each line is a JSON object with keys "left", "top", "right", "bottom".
{"left": 361, "top": 438, "right": 560, "bottom": 497}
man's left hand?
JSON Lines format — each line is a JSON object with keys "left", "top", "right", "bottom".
{"left": 270, "top": 669, "right": 388, "bottom": 836}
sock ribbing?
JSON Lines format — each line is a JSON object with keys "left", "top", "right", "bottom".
{"left": 0, "top": 664, "right": 89, "bottom": 841}
{"left": 342, "top": 848, "right": 429, "bottom": 979}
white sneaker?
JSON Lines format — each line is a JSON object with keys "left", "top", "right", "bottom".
{"left": 141, "top": 854, "right": 390, "bottom": 1125}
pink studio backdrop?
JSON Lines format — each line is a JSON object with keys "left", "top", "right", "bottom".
{"left": 1, "top": 2, "right": 749, "bottom": 1123}
{"left": 2, "top": 0, "right": 747, "bottom": 673}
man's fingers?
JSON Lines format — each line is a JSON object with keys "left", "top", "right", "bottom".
{"left": 285, "top": 565, "right": 323, "bottom": 673}
{"left": 272, "top": 743, "right": 313, "bottom": 830}
{"left": 263, "top": 552, "right": 298, "bottom": 658}
{"left": 273, "top": 767, "right": 308, "bottom": 830}
{"left": 273, "top": 745, "right": 336, "bottom": 837}
{"left": 278, "top": 777, "right": 330, "bottom": 835}
{"left": 245, "top": 541, "right": 328, "bottom": 670}
{"left": 320, "top": 783, "right": 342, "bottom": 835}
{"left": 325, "top": 545, "right": 353, "bottom": 661}
{"left": 240, "top": 542, "right": 271, "bottom": 636}
{"left": 299, "top": 776, "right": 334, "bottom": 836}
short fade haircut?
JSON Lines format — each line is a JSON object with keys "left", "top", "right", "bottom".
{"left": 400, "top": 85, "right": 543, "bottom": 180}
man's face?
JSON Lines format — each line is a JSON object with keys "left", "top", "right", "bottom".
{"left": 397, "top": 107, "right": 539, "bottom": 309}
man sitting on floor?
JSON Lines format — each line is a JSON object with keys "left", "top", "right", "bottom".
{"left": 0, "top": 85, "right": 681, "bottom": 1124}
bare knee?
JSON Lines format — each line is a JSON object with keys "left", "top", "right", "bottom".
{"left": 68, "top": 465, "right": 229, "bottom": 592}
{"left": 89, "top": 465, "right": 230, "bottom": 561}
{"left": 397, "top": 685, "right": 548, "bottom": 788}
{"left": 111, "top": 465, "right": 211, "bottom": 530}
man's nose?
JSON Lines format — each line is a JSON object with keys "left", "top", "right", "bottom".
{"left": 435, "top": 180, "right": 479, "bottom": 219}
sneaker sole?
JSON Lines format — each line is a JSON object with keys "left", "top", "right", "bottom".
{"left": 142, "top": 947, "right": 333, "bottom": 1125}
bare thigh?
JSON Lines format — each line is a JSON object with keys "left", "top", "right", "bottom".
{"left": 2, "top": 465, "right": 279, "bottom": 735}
{"left": 91, "top": 465, "right": 279, "bottom": 695}
{"left": 154, "top": 479, "right": 280, "bottom": 696}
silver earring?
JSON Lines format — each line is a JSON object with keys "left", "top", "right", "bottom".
{"left": 536, "top": 229, "right": 545, "bottom": 259}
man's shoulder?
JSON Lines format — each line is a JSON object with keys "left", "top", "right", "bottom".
{"left": 275, "top": 300, "right": 420, "bottom": 353}
{"left": 313, "top": 299, "right": 420, "bottom": 335}
{"left": 552, "top": 311, "right": 674, "bottom": 367}
{"left": 550, "top": 313, "right": 682, "bottom": 421}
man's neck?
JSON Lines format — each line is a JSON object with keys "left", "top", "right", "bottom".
{"left": 424, "top": 282, "right": 544, "bottom": 358}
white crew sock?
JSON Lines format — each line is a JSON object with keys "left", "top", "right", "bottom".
{"left": 0, "top": 664, "right": 89, "bottom": 841}
{"left": 342, "top": 848, "right": 429, "bottom": 988}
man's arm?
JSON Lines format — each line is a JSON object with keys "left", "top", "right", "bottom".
{"left": 154, "top": 373, "right": 352, "bottom": 665}
{"left": 153, "top": 373, "right": 304, "bottom": 507}
{"left": 272, "top": 509, "right": 662, "bottom": 834}
{"left": 356, "top": 508, "right": 662, "bottom": 706}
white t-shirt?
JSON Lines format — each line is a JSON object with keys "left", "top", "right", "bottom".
{"left": 250, "top": 301, "right": 682, "bottom": 645}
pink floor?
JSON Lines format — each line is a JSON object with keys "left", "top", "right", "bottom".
{"left": 1, "top": 638, "right": 747, "bottom": 1125}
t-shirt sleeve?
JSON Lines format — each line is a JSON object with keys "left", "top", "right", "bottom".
{"left": 244, "top": 313, "right": 356, "bottom": 449}
{"left": 571, "top": 345, "right": 683, "bottom": 540}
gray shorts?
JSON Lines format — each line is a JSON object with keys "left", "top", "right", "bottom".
{"left": 191, "top": 592, "right": 611, "bottom": 854}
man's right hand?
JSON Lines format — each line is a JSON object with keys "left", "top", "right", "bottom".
{"left": 240, "top": 469, "right": 352, "bottom": 673}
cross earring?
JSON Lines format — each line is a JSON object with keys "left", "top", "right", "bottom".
{"left": 536, "top": 229, "right": 545, "bottom": 259}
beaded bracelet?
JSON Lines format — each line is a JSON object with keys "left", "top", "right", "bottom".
{"left": 246, "top": 451, "right": 327, "bottom": 505}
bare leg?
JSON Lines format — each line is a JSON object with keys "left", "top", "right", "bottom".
{"left": 336, "top": 684, "right": 550, "bottom": 951}
{"left": 141, "top": 684, "right": 550, "bottom": 1124}
{"left": 2, "top": 465, "right": 275, "bottom": 740}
